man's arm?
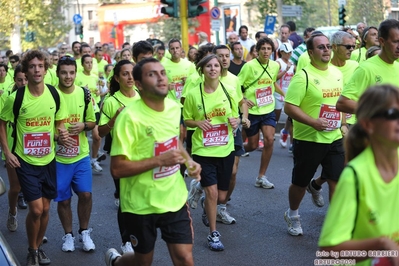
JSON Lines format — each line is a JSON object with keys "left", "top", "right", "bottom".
{"left": 284, "top": 102, "right": 328, "bottom": 131}
{"left": 336, "top": 95, "right": 356, "bottom": 114}
{"left": 0, "top": 119, "right": 20, "bottom": 168}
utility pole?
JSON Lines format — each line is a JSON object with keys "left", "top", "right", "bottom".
{"left": 11, "top": 0, "right": 22, "bottom": 53}
{"left": 276, "top": 0, "right": 283, "bottom": 26}
{"left": 180, "top": 0, "right": 189, "bottom": 54}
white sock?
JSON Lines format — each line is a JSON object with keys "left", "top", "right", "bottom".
{"left": 288, "top": 208, "right": 299, "bottom": 217}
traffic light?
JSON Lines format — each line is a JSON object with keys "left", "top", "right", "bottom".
{"left": 188, "top": 0, "right": 208, "bottom": 18}
{"left": 25, "top": 31, "right": 35, "bottom": 42}
{"left": 75, "top": 23, "right": 82, "bottom": 35}
{"left": 160, "top": 0, "right": 178, "bottom": 18}
{"left": 339, "top": 5, "right": 346, "bottom": 26}
{"left": 110, "top": 27, "right": 116, "bottom": 39}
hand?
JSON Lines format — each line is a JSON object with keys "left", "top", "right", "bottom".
{"left": 246, "top": 99, "right": 256, "bottom": 109}
{"left": 197, "top": 119, "right": 212, "bottom": 131}
{"left": 340, "top": 125, "right": 348, "bottom": 136}
{"left": 58, "top": 128, "right": 75, "bottom": 148}
{"left": 313, "top": 118, "right": 329, "bottom": 131}
{"left": 181, "top": 77, "right": 187, "bottom": 85}
{"left": 159, "top": 149, "right": 185, "bottom": 167}
{"left": 68, "top": 122, "right": 84, "bottom": 135}
{"left": 168, "top": 83, "right": 175, "bottom": 91}
{"left": 186, "top": 160, "right": 201, "bottom": 181}
{"left": 242, "top": 117, "right": 251, "bottom": 128}
{"left": 95, "top": 90, "right": 100, "bottom": 96}
{"left": 5, "top": 153, "right": 20, "bottom": 168}
{"left": 228, "top": 117, "right": 239, "bottom": 130}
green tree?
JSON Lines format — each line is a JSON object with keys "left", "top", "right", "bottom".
{"left": 147, "top": 17, "right": 199, "bottom": 44}
{"left": 0, "top": 0, "right": 71, "bottom": 51}
{"left": 346, "top": 0, "right": 385, "bottom": 27}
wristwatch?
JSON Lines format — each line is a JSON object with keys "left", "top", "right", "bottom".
{"left": 84, "top": 122, "right": 89, "bottom": 131}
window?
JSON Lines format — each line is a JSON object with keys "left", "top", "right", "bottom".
{"left": 88, "top": 10, "right": 93, "bottom": 20}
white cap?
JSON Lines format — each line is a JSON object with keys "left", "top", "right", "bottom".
{"left": 279, "top": 42, "right": 293, "bottom": 53}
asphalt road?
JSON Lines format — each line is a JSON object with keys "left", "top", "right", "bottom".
{"left": 0, "top": 131, "right": 327, "bottom": 266}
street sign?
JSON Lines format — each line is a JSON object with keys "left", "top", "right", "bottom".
{"left": 264, "top": 15, "right": 276, "bottom": 35}
{"left": 338, "top": 0, "right": 347, "bottom": 5}
{"left": 282, "top": 5, "right": 302, "bottom": 17}
{"left": 211, "top": 19, "right": 221, "bottom": 31}
{"left": 210, "top": 7, "right": 221, "bottom": 19}
{"left": 73, "top": 14, "right": 82, "bottom": 24}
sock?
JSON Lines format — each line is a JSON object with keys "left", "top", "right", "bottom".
{"left": 288, "top": 208, "right": 299, "bottom": 217}
{"left": 65, "top": 231, "right": 73, "bottom": 236}
{"left": 78, "top": 228, "right": 87, "bottom": 234}
{"left": 311, "top": 179, "right": 322, "bottom": 190}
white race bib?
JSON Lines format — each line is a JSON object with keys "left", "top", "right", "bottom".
{"left": 319, "top": 104, "right": 341, "bottom": 131}
{"left": 153, "top": 136, "right": 180, "bottom": 179}
{"left": 202, "top": 123, "right": 229, "bottom": 147}
{"left": 23, "top": 132, "right": 51, "bottom": 157}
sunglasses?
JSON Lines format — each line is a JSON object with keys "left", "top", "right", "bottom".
{"left": 371, "top": 108, "right": 399, "bottom": 120}
{"left": 95, "top": 47, "right": 102, "bottom": 50}
{"left": 337, "top": 44, "right": 356, "bottom": 50}
{"left": 59, "top": 56, "right": 76, "bottom": 62}
{"left": 316, "top": 44, "right": 332, "bottom": 50}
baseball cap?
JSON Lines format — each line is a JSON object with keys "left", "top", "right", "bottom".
{"left": 198, "top": 32, "right": 208, "bottom": 39}
{"left": 279, "top": 42, "right": 293, "bottom": 53}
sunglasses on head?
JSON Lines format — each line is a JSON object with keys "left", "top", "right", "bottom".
{"left": 337, "top": 44, "right": 356, "bottom": 50}
{"left": 59, "top": 56, "right": 76, "bottom": 62}
{"left": 371, "top": 108, "right": 399, "bottom": 120}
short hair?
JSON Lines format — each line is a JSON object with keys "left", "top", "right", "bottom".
{"left": 286, "top": 21, "right": 296, "bottom": 31}
{"left": 238, "top": 25, "right": 249, "bottom": 35}
{"left": 378, "top": 19, "right": 399, "bottom": 41}
{"left": 280, "top": 24, "right": 291, "bottom": 31}
{"left": 81, "top": 54, "right": 92, "bottom": 66}
{"left": 231, "top": 42, "right": 242, "bottom": 50}
{"left": 72, "top": 41, "right": 80, "bottom": 49}
{"left": 133, "top": 57, "right": 159, "bottom": 82}
{"left": 9, "top": 55, "right": 20, "bottom": 62}
{"left": 94, "top": 49, "right": 103, "bottom": 56}
{"left": 303, "top": 27, "right": 315, "bottom": 38}
{"left": 80, "top": 43, "right": 90, "bottom": 54}
{"left": 13, "top": 64, "right": 23, "bottom": 79}
{"left": 256, "top": 37, "right": 275, "bottom": 52}
{"left": 168, "top": 38, "right": 181, "bottom": 48}
{"left": 156, "top": 45, "right": 165, "bottom": 52}
{"left": 255, "top": 31, "right": 266, "bottom": 39}
{"left": 133, "top": 41, "right": 154, "bottom": 59}
{"left": 5, "top": 50, "right": 13, "bottom": 57}
{"left": 122, "top": 42, "right": 130, "bottom": 49}
{"left": 51, "top": 51, "right": 59, "bottom": 56}
{"left": 195, "top": 43, "right": 215, "bottom": 65}
{"left": 330, "top": 31, "right": 353, "bottom": 45}
{"left": 56, "top": 56, "right": 76, "bottom": 73}
{"left": 0, "top": 63, "right": 8, "bottom": 73}
{"left": 366, "top": 46, "right": 381, "bottom": 59}
{"left": 21, "top": 50, "right": 50, "bottom": 73}
{"left": 306, "top": 33, "right": 328, "bottom": 50}
{"left": 212, "top": 44, "right": 229, "bottom": 54}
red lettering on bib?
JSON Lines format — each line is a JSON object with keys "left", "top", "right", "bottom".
{"left": 319, "top": 104, "right": 341, "bottom": 131}
{"left": 173, "top": 82, "right": 183, "bottom": 100}
{"left": 255, "top": 87, "right": 274, "bottom": 107}
{"left": 202, "top": 123, "right": 229, "bottom": 146}
{"left": 56, "top": 135, "right": 80, "bottom": 157}
{"left": 153, "top": 136, "right": 180, "bottom": 179}
{"left": 23, "top": 132, "right": 51, "bottom": 157}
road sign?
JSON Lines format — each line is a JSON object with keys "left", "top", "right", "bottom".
{"left": 264, "top": 15, "right": 276, "bottom": 35}
{"left": 211, "top": 19, "right": 221, "bottom": 31}
{"left": 210, "top": 7, "right": 221, "bottom": 19}
{"left": 73, "top": 14, "right": 82, "bottom": 24}
{"left": 282, "top": 5, "right": 302, "bottom": 17}
{"left": 338, "top": 0, "right": 347, "bottom": 5}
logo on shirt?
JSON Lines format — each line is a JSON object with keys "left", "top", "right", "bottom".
{"left": 254, "top": 71, "right": 258, "bottom": 75}
{"left": 197, "top": 104, "right": 202, "bottom": 111}
{"left": 50, "top": 106, "right": 54, "bottom": 109}
{"left": 375, "top": 75, "right": 382, "bottom": 84}
{"left": 146, "top": 126, "right": 153, "bottom": 136}
{"left": 314, "top": 79, "right": 320, "bottom": 85}
{"left": 21, "top": 107, "right": 27, "bottom": 115}
{"left": 368, "top": 208, "right": 378, "bottom": 225}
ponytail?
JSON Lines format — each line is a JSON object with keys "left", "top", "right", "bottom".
{"left": 344, "top": 123, "right": 369, "bottom": 163}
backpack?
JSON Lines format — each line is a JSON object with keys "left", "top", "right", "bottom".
{"left": 11, "top": 85, "right": 91, "bottom": 153}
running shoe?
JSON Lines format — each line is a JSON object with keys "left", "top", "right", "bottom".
{"left": 187, "top": 180, "right": 202, "bottom": 209}
{"left": 62, "top": 233, "right": 75, "bottom": 252}
{"left": 279, "top": 129, "right": 289, "bottom": 148}
{"left": 255, "top": 176, "right": 274, "bottom": 189}
{"left": 91, "top": 159, "right": 103, "bottom": 173}
{"left": 121, "top": 242, "right": 134, "bottom": 254}
{"left": 79, "top": 228, "right": 96, "bottom": 251}
{"left": 26, "top": 248, "right": 39, "bottom": 266}
{"left": 207, "top": 231, "right": 224, "bottom": 251}
{"left": 216, "top": 205, "right": 236, "bottom": 224}
{"left": 284, "top": 210, "right": 303, "bottom": 236}
{"left": 38, "top": 246, "right": 51, "bottom": 265}
{"left": 105, "top": 248, "right": 121, "bottom": 266}
{"left": 97, "top": 151, "right": 106, "bottom": 162}
{"left": 307, "top": 181, "right": 325, "bottom": 207}
{"left": 7, "top": 208, "right": 17, "bottom": 232}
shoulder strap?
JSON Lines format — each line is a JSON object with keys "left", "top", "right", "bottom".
{"left": 242, "top": 59, "right": 268, "bottom": 92}
{"left": 219, "top": 82, "right": 232, "bottom": 110}
{"left": 11, "top": 87, "right": 26, "bottom": 153}
{"left": 302, "top": 69, "right": 309, "bottom": 91}
{"left": 46, "top": 84, "right": 60, "bottom": 114}
{"left": 81, "top": 87, "right": 91, "bottom": 120}
{"left": 356, "top": 47, "right": 362, "bottom": 63}
{"left": 346, "top": 165, "right": 359, "bottom": 238}
{"left": 112, "top": 95, "right": 125, "bottom": 107}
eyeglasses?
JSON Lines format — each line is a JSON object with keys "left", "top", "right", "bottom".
{"left": 59, "top": 56, "right": 76, "bottom": 62}
{"left": 337, "top": 44, "right": 356, "bottom": 50}
{"left": 371, "top": 108, "right": 399, "bottom": 120}
{"left": 316, "top": 44, "right": 332, "bottom": 50}
{"left": 95, "top": 47, "right": 102, "bottom": 50}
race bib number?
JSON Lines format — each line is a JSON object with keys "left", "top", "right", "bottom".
{"left": 281, "top": 72, "right": 294, "bottom": 89}
{"left": 153, "top": 136, "right": 180, "bottom": 179}
{"left": 202, "top": 123, "right": 229, "bottom": 147}
{"left": 23, "top": 132, "right": 51, "bottom": 157}
{"left": 56, "top": 135, "right": 80, "bottom": 157}
{"left": 255, "top": 87, "right": 274, "bottom": 107}
{"left": 319, "top": 104, "right": 341, "bottom": 131}
{"left": 173, "top": 82, "right": 184, "bottom": 100}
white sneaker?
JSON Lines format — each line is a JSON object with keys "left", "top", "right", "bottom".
{"left": 114, "top": 199, "right": 120, "bottom": 207}
{"left": 120, "top": 242, "right": 134, "bottom": 254}
{"left": 79, "top": 228, "right": 95, "bottom": 251}
{"left": 97, "top": 151, "right": 106, "bottom": 162}
{"left": 7, "top": 208, "right": 17, "bottom": 232}
{"left": 255, "top": 176, "right": 274, "bottom": 189}
{"left": 216, "top": 205, "right": 236, "bottom": 224}
{"left": 105, "top": 248, "right": 121, "bottom": 266}
{"left": 306, "top": 180, "right": 325, "bottom": 207}
{"left": 187, "top": 180, "right": 203, "bottom": 209}
{"left": 284, "top": 210, "right": 303, "bottom": 236}
{"left": 62, "top": 233, "right": 75, "bottom": 252}
{"left": 91, "top": 159, "right": 103, "bottom": 173}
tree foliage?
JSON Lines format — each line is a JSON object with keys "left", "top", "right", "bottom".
{"left": 0, "top": 0, "right": 71, "bottom": 51}
{"left": 146, "top": 17, "right": 199, "bottom": 44}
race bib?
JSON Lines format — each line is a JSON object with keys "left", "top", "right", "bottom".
{"left": 56, "top": 135, "right": 80, "bottom": 157}
{"left": 153, "top": 136, "right": 180, "bottom": 179}
{"left": 202, "top": 123, "right": 229, "bottom": 147}
{"left": 281, "top": 72, "right": 294, "bottom": 89}
{"left": 255, "top": 87, "right": 274, "bottom": 107}
{"left": 319, "top": 104, "right": 341, "bottom": 131}
{"left": 173, "top": 82, "right": 184, "bottom": 100}
{"left": 23, "top": 132, "right": 51, "bottom": 157}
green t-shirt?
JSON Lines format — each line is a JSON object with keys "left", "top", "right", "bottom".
{"left": 110, "top": 98, "right": 187, "bottom": 215}
{"left": 77, "top": 58, "right": 99, "bottom": 77}
{"left": 183, "top": 82, "right": 238, "bottom": 157}
{"left": 99, "top": 90, "right": 141, "bottom": 137}
{"left": 181, "top": 71, "right": 201, "bottom": 99}
{"left": 0, "top": 79, "right": 13, "bottom": 96}
{"left": 319, "top": 146, "right": 399, "bottom": 266}
{"left": 350, "top": 47, "right": 367, "bottom": 63}
{"left": 0, "top": 85, "right": 68, "bottom": 165}
{"left": 220, "top": 71, "right": 243, "bottom": 103}
{"left": 0, "top": 91, "right": 14, "bottom": 161}
{"left": 238, "top": 59, "right": 279, "bottom": 115}
{"left": 296, "top": 52, "right": 310, "bottom": 72}
{"left": 97, "top": 59, "right": 108, "bottom": 77}
{"left": 162, "top": 58, "right": 195, "bottom": 105}
{"left": 330, "top": 60, "right": 359, "bottom": 125}
{"left": 55, "top": 85, "right": 96, "bottom": 164}
{"left": 75, "top": 72, "right": 100, "bottom": 110}
{"left": 285, "top": 64, "right": 343, "bottom": 143}
{"left": 44, "top": 67, "right": 58, "bottom": 87}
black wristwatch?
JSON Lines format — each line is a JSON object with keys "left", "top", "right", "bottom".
{"left": 84, "top": 122, "right": 89, "bottom": 131}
